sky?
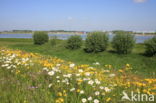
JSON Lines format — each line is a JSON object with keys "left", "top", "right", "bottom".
{"left": 0, "top": 0, "right": 156, "bottom": 31}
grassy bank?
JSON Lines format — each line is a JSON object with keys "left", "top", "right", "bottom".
{"left": 0, "top": 38, "right": 156, "bottom": 103}
{"left": 0, "top": 47, "right": 156, "bottom": 103}
{"left": 0, "top": 38, "right": 156, "bottom": 77}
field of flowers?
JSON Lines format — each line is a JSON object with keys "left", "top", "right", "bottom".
{"left": 0, "top": 47, "right": 155, "bottom": 103}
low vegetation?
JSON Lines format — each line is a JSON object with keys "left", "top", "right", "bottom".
{"left": 112, "top": 31, "right": 135, "bottom": 54}
{"left": 0, "top": 38, "right": 155, "bottom": 77}
{"left": 33, "top": 31, "right": 49, "bottom": 45}
{"left": 144, "top": 36, "right": 156, "bottom": 56}
{"left": 0, "top": 48, "right": 155, "bottom": 103}
{"left": 84, "top": 32, "right": 109, "bottom": 53}
{"left": 50, "top": 36, "right": 57, "bottom": 47}
{"left": 66, "top": 35, "right": 82, "bottom": 50}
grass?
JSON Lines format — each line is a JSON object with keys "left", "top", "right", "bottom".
{"left": 0, "top": 38, "right": 156, "bottom": 103}
{"left": 0, "top": 38, "right": 156, "bottom": 77}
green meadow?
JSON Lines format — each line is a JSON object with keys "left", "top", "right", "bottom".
{"left": 0, "top": 38, "right": 155, "bottom": 78}
{"left": 0, "top": 38, "right": 156, "bottom": 103}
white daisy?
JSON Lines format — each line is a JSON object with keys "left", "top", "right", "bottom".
{"left": 82, "top": 98, "right": 87, "bottom": 103}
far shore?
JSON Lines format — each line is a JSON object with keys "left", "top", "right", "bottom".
{"left": 0, "top": 32, "right": 85, "bottom": 35}
{"left": 0, "top": 32, "right": 155, "bottom": 36}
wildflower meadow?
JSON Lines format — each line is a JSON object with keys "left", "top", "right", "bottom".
{"left": 0, "top": 47, "right": 155, "bottom": 103}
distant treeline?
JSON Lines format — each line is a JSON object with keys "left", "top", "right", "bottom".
{"left": 0, "top": 30, "right": 85, "bottom": 34}
{"left": 0, "top": 30, "right": 33, "bottom": 34}
{"left": 1, "top": 30, "right": 83, "bottom": 32}
{"left": 112, "top": 30, "right": 133, "bottom": 34}
{"left": 0, "top": 30, "right": 156, "bottom": 35}
{"left": 12, "top": 30, "right": 33, "bottom": 33}
{"left": 133, "top": 32, "right": 156, "bottom": 35}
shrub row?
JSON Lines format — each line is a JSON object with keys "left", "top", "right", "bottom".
{"left": 66, "top": 31, "right": 136, "bottom": 54}
{"left": 32, "top": 31, "right": 156, "bottom": 56}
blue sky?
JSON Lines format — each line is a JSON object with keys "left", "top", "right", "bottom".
{"left": 0, "top": 0, "right": 156, "bottom": 31}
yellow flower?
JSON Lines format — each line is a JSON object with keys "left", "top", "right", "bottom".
{"left": 23, "top": 100, "right": 27, "bottom": 103}
{"left": 63, "top": 90, "right": 66, "bottom": 93}
{"left": 127, "top": 82, "right": 131, "bottom": 87}
{"left": 57, "top": 92, "right": 63, "bottom": 96}
{"left": 59, "top": 98, "right": 64, "bottom": 102}
{"left": 55, "top": 99, "right": 61, "bottom": 103}
{"left": 16, "top": 70, "right": 20, "bottom": 74}
{"left": 55, "top": 98, "right": 64, "bottom": 103}
{"left": 63, "top": 93, "right": 67, "bottom": 97}
{"left": 77, "top": 79, "right": 83, "bottom": 84}
{"left": 126, "top": 64, "right": 130, "bottom": 67}
{"left": 106, "top": 97, "right": 111, "bottom": 102}
{"left": 77, "top": 89, "right": 80, "bottom": 93}
{"left": 119, "top": 69, "right": 123, "bottom": 73}
{"left": 63, "top": 90, "right": 67, "bottom": 96}
{"left": 143, "top": 89, "right": 147, "bottom": 93}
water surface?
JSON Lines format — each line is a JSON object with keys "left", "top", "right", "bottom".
{"left": 0, "top": 34, "right": 154, "bottom": 43}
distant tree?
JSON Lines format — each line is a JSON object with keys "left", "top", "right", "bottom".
{"left": 84, "top": 31, "right": 109, "bottom": 53}
{"left": 66, "top": 35, "right": 82, "bottom": 50}
{"left": 144, "top": 36, "right": 156, "bottom": 56}
{"left": 33, "top": 31, "right": 49, "bottom": 45}
{"left": 112, "top": 31, "right": 135, "bottom": 54}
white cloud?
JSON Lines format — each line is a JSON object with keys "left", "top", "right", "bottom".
{"left": 133, "top": 0, "right": 148, "bottom": 3}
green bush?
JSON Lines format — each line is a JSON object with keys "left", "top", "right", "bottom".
{"left": 112, "top": 31, "right": 135, "bottom": 54}
{"left": 84, "top": 32, "right": 109, "bottom": 53}
{"left": 144, "top": 36, "right": 156, "bottom": 56}
{"left": 66, "top": 35, "right": 82, "bottom": 50}
{"left": 33, "top": 31, "right": 49, "bottom": 45}
{"left": 50, "top": 36, "right": 57, "bottom": 47}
